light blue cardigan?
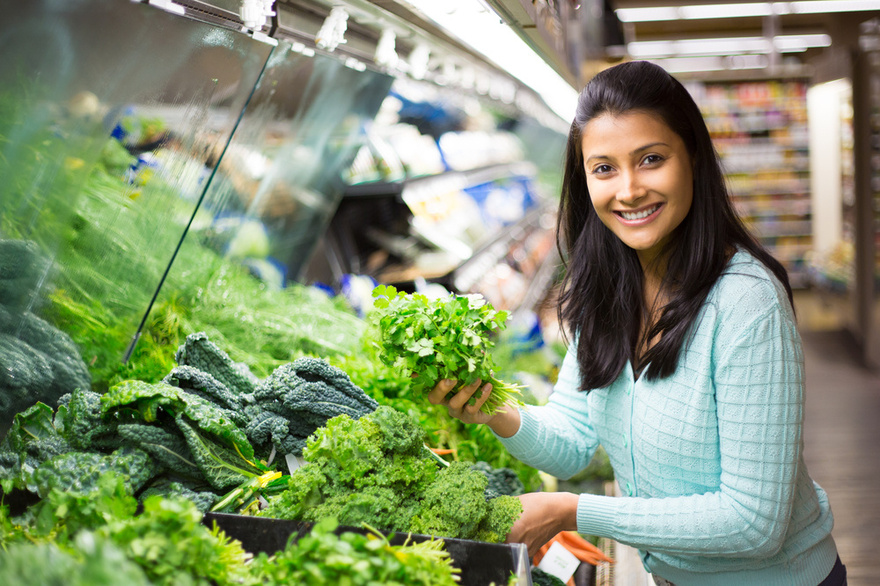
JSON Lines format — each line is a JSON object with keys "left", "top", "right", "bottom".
{"left": 498, "top": 251, "right": 838, "bottom": 585}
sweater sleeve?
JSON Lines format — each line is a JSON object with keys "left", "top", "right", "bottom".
{"left": 577, "top": 289, "right": 805, "bottom": 558}
{"left": 496, "top": 344, "right": 601, "bottom": 480}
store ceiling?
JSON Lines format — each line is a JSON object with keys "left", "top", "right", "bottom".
{"left": 609, "top": 0, "right": 880, "bottom": 64}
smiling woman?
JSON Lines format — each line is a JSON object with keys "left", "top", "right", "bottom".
{"left": 427, "top": 60, "right": 847, "bottom": 586}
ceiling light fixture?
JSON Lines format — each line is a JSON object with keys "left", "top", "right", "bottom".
{"left": 401, "top": 0, "right": 578, "bottom": 121}
{"left": 617, "top": 1, "right": 880, "bottom": 23}
{"left": 628, "top": 33, "right": 831, "bottom": 58}
{"left": 649, "top": 54, "right": 771, "bottom": 73}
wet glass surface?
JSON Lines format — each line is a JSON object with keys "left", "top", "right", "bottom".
{"left": 0, "top": 0, "right": 390, "bottom": 429}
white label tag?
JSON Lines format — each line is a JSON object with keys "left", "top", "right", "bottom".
{"left": 536, "top": 541, "right": 580, "bottom": 583}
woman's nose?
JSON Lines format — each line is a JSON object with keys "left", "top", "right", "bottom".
{"left": 616, "top": 170, "right": 646, "bottom": 203}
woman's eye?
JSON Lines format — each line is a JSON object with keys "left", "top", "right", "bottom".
{"left": 642, "top": 154, "right": 664, "bottom": 166}
{"left": 590, "top": 164, "right": 613, "bottom": 176}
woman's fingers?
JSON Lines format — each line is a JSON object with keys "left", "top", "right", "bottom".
{"left": 464, "top": 382, "right": 494, "bottom": 415}
{"left": 427, "top": 378, "right": 456, "bottom": 404}
{"left": 447, "top": 379, "right": 483, "bottom": 410}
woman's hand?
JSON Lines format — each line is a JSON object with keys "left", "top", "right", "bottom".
{"left": 427, "top": 378, "right": 521, "bottom": 436}
{"left": 507, "top": 492, "right": 580, "bottom": 558}
{"left": 427, "top": 378, "right": 496, "bottom": 424}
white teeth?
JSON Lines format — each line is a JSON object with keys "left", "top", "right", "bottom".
{"left": 621, "top": 205, "right": 660, "bottom": 220}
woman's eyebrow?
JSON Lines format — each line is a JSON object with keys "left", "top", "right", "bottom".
{"left": 585, "top": 141, "right": 670, "bottom": 164}
{"left": 630, "top": 141, "right": 669, "bottom": 155}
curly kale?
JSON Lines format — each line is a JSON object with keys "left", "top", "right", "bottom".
{"left": 259, "top": 406, "right": 522, "bottom": 543}
{"left": 248, "top": 357, "right": 378, "bottom": 459}
{"left": 410, "top": 461, "right": 490, "bottom": 539}
{"left": 174, "top": 331, "right": 259, "bottom": 396}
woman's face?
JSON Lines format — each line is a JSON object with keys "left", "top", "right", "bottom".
{"left": 581, "top": 110, "right": 693, "bottom": 267}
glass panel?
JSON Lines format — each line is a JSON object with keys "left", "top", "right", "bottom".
{"left": 0, "top": 0, "right": 272, "bottom": 430}
{"left": 148, "top": 43, "right": 394, "bottom": 378}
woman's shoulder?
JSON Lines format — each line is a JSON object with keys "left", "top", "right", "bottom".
{"left": 708, "top": 249, "right": 791, "bottom": 318}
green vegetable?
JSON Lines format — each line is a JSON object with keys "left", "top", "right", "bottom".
{"left": 137, "top": 478, "right": 218, "bottom": 513}
{"left": 30, "top": 446, "right": 159, "bottom": 498}
{"left": 471, "top": 461, "right": 526, "bottom": 498}
{"left": 0, "top": 305, "right": 92, "bottom": 431}
{"left": 58, "top": 388, "right": 120, "bottom": 451}
{"left": 334, "top": 344, "right": 543, "bottom": 492}
{"left": 250, "top": 517, "right": 460, "bottom": 586}
{"left": 116, "top": 423, "right": 203, "bottom": 481}
{"left": 0, "top": 239, "right": 50, "bottom": 311}
{"left": 369, "top": 284, "right": 523, "bottom": 415}
{"left": 163, "top": 365, "right": 248, "bottom": 420}
{"left": 105, "top": 494, "right": 255, "bottom": 586}
{"left": 0, "top": 401, "right": 71, "bottom": 493}
{"left": 248, "top": 357, "right": 378, "bottom": 459}
{"left": 0, "top": 536, "right": 152, "bottom": 586}
{"left": 2, "top": 470, "right": 256, "bottom": 586}
{"left": 97, "top": 137, "right": 137, "bottom": 174}
{"left": 100, "top": 379, "right": 263, "bottom": 492}
{"left": 531, "top": 567, "right": 567, "bottom": 586}
{"left": 173, "top": 331, "right": 259, "bottom": 396}
{"left": 259, "top": 406, "right": 522, "bottom": 543}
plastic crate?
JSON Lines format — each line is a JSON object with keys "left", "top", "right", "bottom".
{"left": 204, "top": 512, "right": 532, "bottom": 586}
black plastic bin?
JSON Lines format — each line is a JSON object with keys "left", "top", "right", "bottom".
{"left": 203, "top": 512, "right": 532, "bottom": 586}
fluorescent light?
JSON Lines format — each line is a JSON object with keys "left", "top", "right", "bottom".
{"left": 628, "top": 33, "right": 831, "bottom": 58}
{"left": 790, "top": 0, "right": 880, "bottom": 14}
{"left": 650, "top": 53, "right": 770, "bottom": 73}
{"left": 680, "top": 3, "right": 773, "bottom": 19}
{"left": 617, "top": 0, "right": 880, "bottom": 23}
{"left": 400, "top": 0, "right": 578, "bottom": 121}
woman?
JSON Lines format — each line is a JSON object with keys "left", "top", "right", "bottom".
{"left": 429, "top": 61, "right": 845, "bottom": 585}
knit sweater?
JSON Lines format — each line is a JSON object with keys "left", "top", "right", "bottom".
{"left": 498, "top": 251, "right": 838, "bottom": 585}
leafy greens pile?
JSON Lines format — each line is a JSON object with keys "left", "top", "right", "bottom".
{"left": 0, "top": 470, "right": 463, "bottom": 586}
{"left": 369, "top": 284, "right": 523, "bottom": 415}
{"left": 0, "top": 331, "right": 378, "bottom": 515}
{"left": 259, "top": 405, "right": 523, "bottom": 543}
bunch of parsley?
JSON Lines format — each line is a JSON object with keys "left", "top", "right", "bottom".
{"left": 369, "top": 285, "right": 523, "bottom": 416}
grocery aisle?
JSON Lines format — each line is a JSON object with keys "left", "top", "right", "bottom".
{"left": 797, "top": 293, "right": 880, "bottom": 586}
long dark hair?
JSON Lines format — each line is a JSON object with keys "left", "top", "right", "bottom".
{"left": 556, "top": 60, "right": 793, "bottom": 390}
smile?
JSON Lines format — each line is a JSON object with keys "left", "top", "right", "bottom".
{"left": 616, "top": 203, "right": 662, "bottom": 222}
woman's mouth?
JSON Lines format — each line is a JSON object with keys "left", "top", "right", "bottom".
{"left": 615, "top": 203, "right": 663, "bottom": 223}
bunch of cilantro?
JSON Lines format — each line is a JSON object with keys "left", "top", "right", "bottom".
{"left": 369, "top": 285, "right": 523, "bottom": 416}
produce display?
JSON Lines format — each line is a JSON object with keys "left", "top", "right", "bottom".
{"left": 0, "top": 472, "right": 466, "bottom": 586}
{"left": 0, "top": 89, "right": 585, "bottom": 583}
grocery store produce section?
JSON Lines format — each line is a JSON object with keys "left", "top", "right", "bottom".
{"left": 0, "top": 1, "right": 611, "bottom": 585}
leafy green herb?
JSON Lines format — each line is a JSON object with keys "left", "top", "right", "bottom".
{"left": 369, "top": 284, "right": 523, "bottom": 415}
{"left": 251, "top": 517, "right": 460, "bottom": 586}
